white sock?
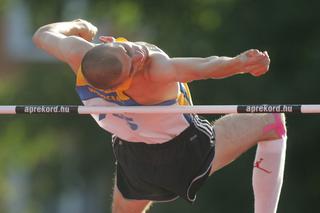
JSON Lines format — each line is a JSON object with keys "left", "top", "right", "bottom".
{"left": 252, "top": 137, "right": 287, "bottom": 213}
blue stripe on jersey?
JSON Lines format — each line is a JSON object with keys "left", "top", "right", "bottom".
{"left": 179, "top": 83, "right": 192, "bottom": 105}
{"left": 76, "top": 83, "right": 192, "bottom": 124}
{"left": 76, "top": 86, "right": 177, "bottom": 106}
{"left": 156, "top": 99, "right": 176, "bottom": 106}
{"left": 99, "top": 114, "right": 106, "bottom": 120}
{"left": 178, "top": 83, "right": 193, "bottom": 124}
{"left": 183, "top": 113, "right": 193, "bottom": 124}
{"left": 76, "top": 86, "right": 138, "bottom": 106}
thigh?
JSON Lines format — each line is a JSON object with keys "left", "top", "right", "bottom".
{"left": 112, "top": 184, "right": 152, "bottom": 213}
{"left": 210, "top": 113, "right": 282, "bottom": 174}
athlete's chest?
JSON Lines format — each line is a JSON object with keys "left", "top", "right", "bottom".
{"left": 125, "top": 81, "right": 177, "bottom": 105}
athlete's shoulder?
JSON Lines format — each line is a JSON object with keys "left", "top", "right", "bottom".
{"left": 135, "top": 41, "right": 165, "bottom": 54}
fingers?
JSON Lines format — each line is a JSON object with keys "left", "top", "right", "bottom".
{"left": 242, "top": 63, "right": 269, "bottom": 77}
{"left": 263, "top": 50, "right": 269, "bottom": 58}
{"left": 249, "top": 66, "right": 269, "bottom": 77}
{"left": 245, "top": 49, "right": 270, "bottom": 65}
{"left": 99, "top": 36, "right": 116, "bottom": 43}
{"left": 85, "top": 23, "right": 98, "bottom": 41}
{"left": 238, "top": 49, "right": 269, "bottom": 75}
{"left": 237, "top": 49, "right": 269, "bottom": 66}
{"left": 236, "top": 49, "right": 270, "bottom": 77}
{"left": 72, "top": 19, "right": 98, "bottom": 41}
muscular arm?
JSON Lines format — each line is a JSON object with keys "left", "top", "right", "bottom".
{"left": 32, "top": 19, "right": 97, "bottom": 73}
{"left": 148, "top": 49, "right": 270, "bottom": 83}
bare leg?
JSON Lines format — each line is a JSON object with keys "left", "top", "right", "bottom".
{"left": 210, "top": 113, "right": 284, "bottom": 173}
{"left": 112, "top": 184, "right": 152, "bottom": 213}
{"left": 209, "top": 113, "right": 287, "bottom": 213}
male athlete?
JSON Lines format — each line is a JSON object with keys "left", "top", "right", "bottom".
{"left": 33, "top": 19, "right": 287, "bottom": 213}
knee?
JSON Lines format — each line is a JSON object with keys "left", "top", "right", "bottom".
{"left": 262, "top": 113, "right": 287, "bottom": 141}
{"left": 112, "top": 194, "right": 152, "bottom": 213}
{"left": 112, "top": 199, "right": 133, "bottom": 213}
{"left": 111, "top": 197, "right": 123, "bottom": 213}
{"left": 112, "top": 189, "right": 128, "bottom": 213}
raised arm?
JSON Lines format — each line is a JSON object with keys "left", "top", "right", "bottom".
{"left": 148, "top": 49, "right": 270, "bottom": 83}
{"left": 32, "top": 19, "right": 97, "bottom": 73}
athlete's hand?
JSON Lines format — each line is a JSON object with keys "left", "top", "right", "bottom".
{"left": 72, "top": 19, "right": 98, "bottom": 42}
{"left": 99, "top": 36, "right": 116, "bottom": 43}
{"left": 234, "top": 49, "right": 270, "bottom": 77}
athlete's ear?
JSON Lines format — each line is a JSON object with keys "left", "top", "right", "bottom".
{"left": 99, "top": 36, "right": 115, "bottom": 43}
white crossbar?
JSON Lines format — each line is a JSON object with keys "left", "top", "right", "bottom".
{"left": 77, "top": 105, "right": 238, "bottom": 114}
{"left": 0, "top": 104, "right": 320, "bottom": 114}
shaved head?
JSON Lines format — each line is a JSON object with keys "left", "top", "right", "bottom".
{"left": 81, "top": 44, "right": 123, "bottom": 89}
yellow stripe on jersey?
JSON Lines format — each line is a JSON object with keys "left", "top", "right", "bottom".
{"left": 76, "top": 66, "right": 130, "bottom": 101}
{"left": 76, "top": 66, "right": 89, "bottom": 86}
{"left": 177, "top": 83, "right": 193, "bottom": 106}
{"left": 182, "top": 83, "right": 193, "bottom": 105}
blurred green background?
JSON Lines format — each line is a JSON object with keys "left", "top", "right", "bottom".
{"left": 0, "top": 0, "right": 319, "bottom": 212}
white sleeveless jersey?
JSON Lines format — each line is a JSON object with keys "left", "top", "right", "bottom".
{"left": 76, "top": 69, "right": 194, "bottom": 144}
{"left": 76, "top": 41, "right": 194, "bottom": 144}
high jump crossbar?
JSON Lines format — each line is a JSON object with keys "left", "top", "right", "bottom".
{"left": 0, "top": 104, "right": 320, "bottom": 115}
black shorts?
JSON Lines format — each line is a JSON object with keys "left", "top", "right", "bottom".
{"left": 112, "top": 116, "right": 215, "bottom": 203}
